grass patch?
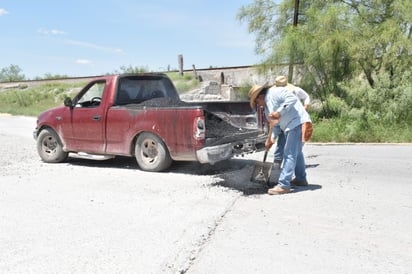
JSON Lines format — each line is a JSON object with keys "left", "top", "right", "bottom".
{"left": 0, "top": 82, "right": 85, "bottom": 116}
{"left": 311, "top": 118, "right": 412, "bottom": 143}
{"left": 166, "top": 72, "right": 200, "bottom": 93}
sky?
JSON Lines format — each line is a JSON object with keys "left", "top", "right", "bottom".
{"left": 0, "top": 0, "right": 264, "bottom": 79}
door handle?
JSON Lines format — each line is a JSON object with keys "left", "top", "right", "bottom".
{"left": 92, "top": 115, "right": 101, "bottom": 121}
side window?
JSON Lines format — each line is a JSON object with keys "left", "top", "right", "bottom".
{"left": 76, "top": 82, "right": 106, "bottom": 108}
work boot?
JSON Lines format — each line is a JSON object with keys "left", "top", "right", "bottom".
{"left": 291, "top": 178, "right": 309, "bottom": 187}
{"left": 267, "top": 185, "right": 291, "bottom": 195}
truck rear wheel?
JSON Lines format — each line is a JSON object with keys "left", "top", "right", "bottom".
{"left": 37, "top": 128, "right": 68, "bottom": 163}
{"left": 135, "top": 133, "right": 172, "bottom": 172}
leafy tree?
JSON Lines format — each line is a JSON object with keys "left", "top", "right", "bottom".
{"left": 345, "top": 0, "right": 412, "bottom": 88}
{"left": 237, "top": 0, "right": 412, "bottom": 118}
{"left": 0, "top": 64, "right": 25, "bottom": 82}
{"left": 238, "top": 1, "right": 351, "bottom": 116}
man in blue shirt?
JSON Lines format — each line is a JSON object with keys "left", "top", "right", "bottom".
{"left": 249, "top": 77, "right": 312, "bottom": 195}
{"left": 272, "top": 76, "right": 311, "bottom": 165}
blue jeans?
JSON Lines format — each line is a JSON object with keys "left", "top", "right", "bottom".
{"left": 277, "top": 125, "right": 307, "bottom": 189}
{"left": 274, "top": 131, "right": 285, "bottom": 162}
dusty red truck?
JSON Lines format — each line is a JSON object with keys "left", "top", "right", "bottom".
{"left": 33, "top": 73, "right": 267, "bottom": 171}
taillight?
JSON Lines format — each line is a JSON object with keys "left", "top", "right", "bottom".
{"left": 193, "top": 116, "right": 205, "bottom": 140}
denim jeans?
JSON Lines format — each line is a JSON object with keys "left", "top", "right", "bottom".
{"left": 274, "top": 131, "right": 285, "bottom": 162}
{"left": 277, "top": 125, "right": 307, "bottom": 189}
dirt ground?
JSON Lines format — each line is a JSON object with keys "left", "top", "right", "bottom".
{"left": 1, "top": 115, "right": 411, "bottom": 274}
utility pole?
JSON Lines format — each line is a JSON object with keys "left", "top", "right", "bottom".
{"left": 293, "top": 0, "right": 300, "bottom": 26}
{"left": 178, "top": 54, "right": 184, "bottom": 76}
{"left": 288, "top": 0, "right": 300, "bottom": 83}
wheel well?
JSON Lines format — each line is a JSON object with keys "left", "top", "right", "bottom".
{"left": 37, "top": 126, "right": 53, "bottom": 137}
{"left": 38, "top": 126, "right": 67, "bottom": 150}
{"left": 131, "top": 134, "right": 139, "bottom": 156}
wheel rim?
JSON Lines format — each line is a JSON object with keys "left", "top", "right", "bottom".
{"left": 42, "top": 135, "right": 58, "bottom": 156}
{"left": 140, "top": 138, "right": 158, "bottom": 165}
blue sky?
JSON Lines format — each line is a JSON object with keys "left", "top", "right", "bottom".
{"left": 0, "top": 0, "right": 263, "bottom": 79}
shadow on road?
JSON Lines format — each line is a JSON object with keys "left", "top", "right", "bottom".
{"left": 66, "top": 154, "right": 254, "bottom": 176}
{"left": 212, "top": 174, "right": 322, "bottom": 196}
{"left": 64, "top": 156, "right": 321, "bottom": 196}
{"left": 291, "top": 184, "right": 322, "bottom": 193}
{"left": 210, "top": 159, "right": 322, "bottom": 196}
{"left": 66, "top": 156, "right": 139, "bottom": 169}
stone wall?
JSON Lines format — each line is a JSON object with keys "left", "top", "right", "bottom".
{"left": 185, "top": 64, "right": 305, "bottom": 87}
{"left": 180, "top": 64, "right": 305, "bottom": 101}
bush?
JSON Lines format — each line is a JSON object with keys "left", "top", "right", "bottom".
{"left": 166, "top": 72, "right": 200, "bottom": 93}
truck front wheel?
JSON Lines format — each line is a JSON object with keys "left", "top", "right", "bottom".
{"left": 135, "top": 133, "right": 172, "bottom": 172}
{"left": 37, "top": 128, "right": 68, "bottom": 163}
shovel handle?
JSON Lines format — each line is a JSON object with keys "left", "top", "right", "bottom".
{"left": 267, "top": 123, "right": 274, "bottom": 141}
{"left": 262, "top": 123, "right": 274, "bottom": 162}
{"left": 265, "top": 123, "right": 274, "bottom": 146}
{"left": 263, "top": 150, "right": 268, "bottom": 162}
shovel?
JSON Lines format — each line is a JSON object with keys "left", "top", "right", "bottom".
{"left": 251, "top": 124, "right": 274, "bottom": 185}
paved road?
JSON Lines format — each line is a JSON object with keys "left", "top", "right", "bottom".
{"left": 1, "top": 115, "right": 411, "bottom": 274}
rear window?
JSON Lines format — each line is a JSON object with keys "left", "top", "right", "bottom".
{"left": 116, "top": 75, "right": 179, "bottom": 105}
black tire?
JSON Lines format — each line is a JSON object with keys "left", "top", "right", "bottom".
{"left": 135, "top": 132, "right": 172, "bottom": 172}
{"left": 37, "top": 128, "right": 68, "bottom": 163}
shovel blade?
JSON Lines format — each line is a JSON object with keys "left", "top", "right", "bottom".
{"left": 251, "top": 162, "right": 273, "bottom": 184}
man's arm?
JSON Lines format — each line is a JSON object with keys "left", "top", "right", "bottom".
{"left": 295, "top": 87, "right": 310, "bottom": 110}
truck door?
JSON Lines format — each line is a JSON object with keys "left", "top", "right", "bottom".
{"left": 70, "top": 80, "right": 106, "bottom": 153}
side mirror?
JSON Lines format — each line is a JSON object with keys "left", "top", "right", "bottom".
{"left": 64, "top": 97, "right": 73, "bottom": 107}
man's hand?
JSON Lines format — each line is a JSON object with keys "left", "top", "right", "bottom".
{"left": 265, "top": 137, "right": 274, "bottom": 150}
{"left": 268, "top": 111, "right": 281, "bottom": 125}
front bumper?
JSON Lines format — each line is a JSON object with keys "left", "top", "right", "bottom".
{"left": 33, "top": 128, "right": 38, "bottom": 140}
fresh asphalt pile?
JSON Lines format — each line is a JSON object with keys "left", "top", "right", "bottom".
{"left": 1, "top": 114, "right": 411, "bottom": 274}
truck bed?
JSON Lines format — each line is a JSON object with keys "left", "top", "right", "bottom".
{"left": 122, "top": 97, "right": 265, "bottom": 146}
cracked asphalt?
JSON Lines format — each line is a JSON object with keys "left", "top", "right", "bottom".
{"left": 1, "top": 115, "right": 411, "bottom": 274}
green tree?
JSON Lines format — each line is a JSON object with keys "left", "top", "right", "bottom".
{"left": 0, "top": 64, "right": 25, "bottom": 82}
{"left": 346, "top": 0, "right": 412, "bottom": 88}
{"left": 237, "top": 0, "right": 412, "bottom": 118}
{"left": 238, "top": 1, "right": 353, "bottom": 116}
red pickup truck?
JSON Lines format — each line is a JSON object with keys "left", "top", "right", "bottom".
{"left": 33, "top": 73, "right": 267, "bottom": 171}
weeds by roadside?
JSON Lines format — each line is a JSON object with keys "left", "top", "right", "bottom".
{"left": 0, "top": 82, "right": 84, "bottom": 116}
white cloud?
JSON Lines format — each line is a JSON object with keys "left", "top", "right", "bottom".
{"left": 0, "top": 8, "right": 9, "bottom": 16}
{"left": 76, "top": 59, "right": 92, "bottom": 65}
{"left": 38, "top": 28, "right": 67, "bottom": 35}
{"left": 66, "top": 39, "right": 123, "bottom": 54}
